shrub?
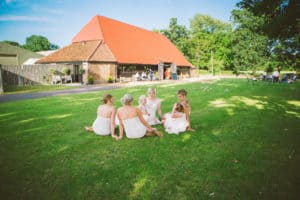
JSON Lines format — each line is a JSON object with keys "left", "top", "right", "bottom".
{"left": 88, "top": 76, "right": 94, "bottom": 84}
{"left": 108, "top": 76, "right": 113, "bottom": 83}
{"left": 79, "top": 68, "right": 85, "bottom": 75}
{"left": 62, "top": 67, "right": 71, "bottom": 75}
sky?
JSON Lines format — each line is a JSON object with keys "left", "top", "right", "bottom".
{"left": 0, "top": 0, "right": 239, "bottom": 47}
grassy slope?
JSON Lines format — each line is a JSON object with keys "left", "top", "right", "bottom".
{"left": 0, "top": 79, "right": 299, "bottom": 199}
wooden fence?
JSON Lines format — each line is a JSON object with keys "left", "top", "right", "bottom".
{"left": 1, "top": 64, "right": 72, "bottom": 87}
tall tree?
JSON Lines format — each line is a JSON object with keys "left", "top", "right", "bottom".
{"left": 159, "top": 18, "right": 189, "bottom": 56}
{"left": 237, "top": 0, "right": 299, "bottom": 39}
{"left": 189, "top": 14, "right": 232, "bottom": 70}
{"left": 237, "top": 0, "right": 299, "bottom": 70}
{"left": 231, "top": 9, "right": 269, "bottom": 72}
{"left": 23, "top": 35, "right": 59, "bottom": 52}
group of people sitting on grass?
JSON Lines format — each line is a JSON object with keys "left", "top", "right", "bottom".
{"left": 260, "top": 70, "right": 297, "bottom": 83}
{"left": 85, "top": 88, "right": 194, "bottom": 140}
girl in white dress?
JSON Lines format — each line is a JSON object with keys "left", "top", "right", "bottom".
{"left": 177, "top": 89, "right": 194, "bottom": 131}
{"left": 164, "top": 102, "right": 188, "bottom": 134}
{"left": 85, "top": 94, "right": 118, "bottom": 140}
{"left": 146, "top": 88, "right": 162, "bottom": 125}
{"left": 116, "top": 94, "right": 162, "bottom": 139}
{"left": 138, "top": 95, "right": 150, "bottom": 123}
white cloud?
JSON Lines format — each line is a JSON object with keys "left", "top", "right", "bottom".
{"left": 0, "top": 15, "right": 54, "bottom": 22}
{"left": 31, "top": 5, "right": 64, "bottom": 15}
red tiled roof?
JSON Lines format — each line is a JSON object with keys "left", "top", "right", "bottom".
{"left": 37, "top": 40, "right": 116, "bottom": 63}
{"left": 73, "top": 15, "right": 191, "bottom": 66}
{"left": 40, "top": 15, "right": 192, "bottom": 67}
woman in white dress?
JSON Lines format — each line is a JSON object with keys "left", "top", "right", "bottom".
{"left": 85, "top": 94, "right": 118, "bottom": 140}
{"left": 116, "top": 94, "right": 162, "bottom": 139}
{"left": 163, "top": 102, "right": 188, "bottom": 134}
{"left": 146, "top": 88, "right": 163, "bottom": 125}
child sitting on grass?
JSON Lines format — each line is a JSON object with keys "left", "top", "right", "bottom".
{"left": 163, "top": 102, "right": 188, "bottom": 134}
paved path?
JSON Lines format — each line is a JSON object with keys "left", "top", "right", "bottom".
{"left": 0, "top": 84, "right": 123, "bottom": 103}
{"left": 0, "top": 75, "right": 227, "bottom": 103}
{"left": 0, "top": 80, "right": 171, "bottom": 103}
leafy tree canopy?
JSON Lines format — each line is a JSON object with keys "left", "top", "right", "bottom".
{"left": 237, "top": 0, "right": 299, "bottom": 39}
{"left": 23, "top": 35, "right": 59, "bottom": 52}
{"left": 231, "top": 9, "right": 269, "bottom": 72}
{"left": 237, "top": 0, "right": 299, "bottom": 70}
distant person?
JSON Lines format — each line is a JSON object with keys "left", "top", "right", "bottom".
{"left": 272, "top": 70, "right": 280, "bottom": 82}
{"left": 281, "top": 74, "right": 289, "bottom": 83}
{"left": 164, "top": 68, "right": 171, "bottom": 80}
{"left": 149, "top": 69, "right": 154, "bottom": 81}
{"left": 85, "top": 94, "right": 118, "bottom": 140}
{"left": 116, "top": 94, "right": 163, "bottom": 139}
{"left": 261, "top": 71, "right": 267, "bottom": 81}
{"left": 163, "top": 102, "right": 188, "bottom": 134}
{"left": 291, "top": 74, "right": 297, "bottom": 82}
{"left": 141, "top": 71, "right": 147, "bottom": 80}
{"left": 135, "top": 72, "right": 140, "bottom": 81}
{"left": 287, "top": 73, "right": 297, "bottom": 84}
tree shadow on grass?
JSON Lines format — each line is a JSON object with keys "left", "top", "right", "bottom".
{"left": 1, "top": 79, "right": 300, "bottom": 199}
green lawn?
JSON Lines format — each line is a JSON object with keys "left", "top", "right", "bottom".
{"left": 0, "top": 79, "right": 299, "bottom": 199}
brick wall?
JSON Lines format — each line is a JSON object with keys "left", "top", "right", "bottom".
{"left": 88, "top": 63, "right": 117, "bottom": 83}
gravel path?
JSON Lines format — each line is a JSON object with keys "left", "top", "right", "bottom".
{"left": 0, "top": 76, "right": 225, "bottom": 103}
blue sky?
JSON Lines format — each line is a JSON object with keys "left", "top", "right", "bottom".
{"left": 0, "top": 0, "right": 239, "bottom": 47}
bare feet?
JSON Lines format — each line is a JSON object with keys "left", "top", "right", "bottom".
{"left": 153, "top": 129, "right": 163, "bottom": 137}
{"left": 112, "top": 135, "right": 122, "bottom": 141}
{"left": 187, "top": 127, "right": 195, "bottom": 132}
{"left": 85, "top": 126, "right": 93, "bottom": 131}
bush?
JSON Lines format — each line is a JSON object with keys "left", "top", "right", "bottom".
{"left": 79, "top": 68, "right": 85, "bottom": 75}
{"left": 62, "top": 67, "right": 71, "bottom": 75}
{"left": 108, "top": 76, "right": 114, "bottom": 83}
{"left": 88, "top": 76, "right": 94, "bottom": 84}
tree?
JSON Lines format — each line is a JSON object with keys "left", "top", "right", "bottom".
{"left": 231, "top": 9, "right": 269, "bottom": 72}
{"left": 159, "top": 18, "right": 190, "bottom": 56}
{"left": 237, "top": 0, "right": 299, "bottom": 70}
{"left": 189, "top": 14, "right": 233, "bottom": 69}
{"left": 23, "top": 35, "right": 59, "bottom": 52}
{"left": 237, "top": 0, "right": 299, "bottom": 39}
{"left": 50, "top": 43, "right": 60, "bottom": 50}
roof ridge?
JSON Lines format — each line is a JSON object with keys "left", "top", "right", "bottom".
{"left": 87, "top": 40, "right": 103, "bottom": 61}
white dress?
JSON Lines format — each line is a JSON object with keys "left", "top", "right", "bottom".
{"left": 164, "top": 112, "right": 188, "bottom": 134}
{"left": 122, "top": 117, "right": 147, "bottom": 139}
{"left": 146, "top": 98, "right": 161, "bottom": 125}
{"left": 92, "top": 116, "right": 111, "bottom": 135}
{"left": 138, "top": 104, "right": 150, "bottom": 123}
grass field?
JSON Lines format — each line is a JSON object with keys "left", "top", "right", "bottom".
{"left": 0, "top": 79, "right": 299, "bottom": 199}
